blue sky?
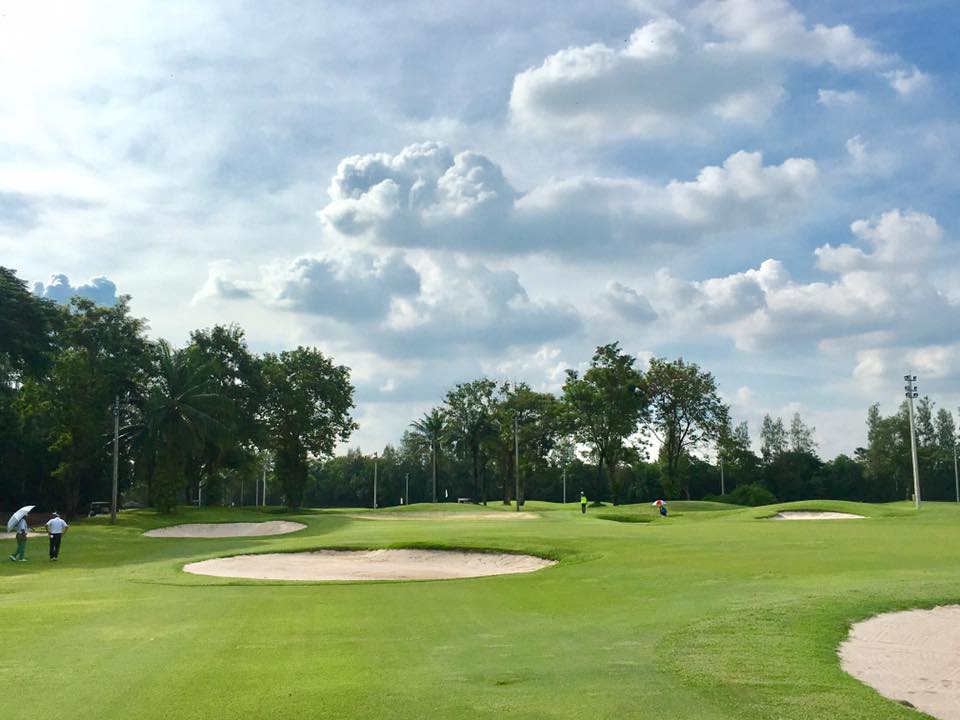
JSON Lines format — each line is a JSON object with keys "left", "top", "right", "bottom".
{"left": 2, "top": 0, "right": 958, "bottom": 458}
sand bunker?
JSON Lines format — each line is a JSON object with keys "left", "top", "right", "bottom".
{"left": 183, "top": 548, "right": 555, "bottom": 581}
{"left": 348, "top": 511, "right": 538, "bottom": 521}
{"left": 840, "top": 605, "right": 960, "bottom": 719}
{"left": 771, "top": 511, "right": 864, "bottom": 520}
{"left": 144, "top": 521, "right": 306, "bottom": 538}
{"left": 1, "top": 530, "right": 42, "bottom": 540}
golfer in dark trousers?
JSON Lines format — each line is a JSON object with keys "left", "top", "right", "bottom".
{"left": 45, "top": 512, "right": 68, "bottom": 560}
{"left": 580, "top": 492, "right": 588, "bottom": 514}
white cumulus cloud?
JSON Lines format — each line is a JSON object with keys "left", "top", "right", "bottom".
{"left": 510, "top": 0, "right": 921, "bottom": 141}
{"left": 317, "top": 142, "right": 817, "bottom": 256}
{"left": 653, "top": 210, "right": 955, "bottom": 350}
{"left": 34, "top": 274, "right": 119, "bottom": 306}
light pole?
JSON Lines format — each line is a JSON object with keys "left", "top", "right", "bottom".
{"left": 431, "top": 442, "right": 437, "bottom": 504}
{"left": 373, "top": 452, "right": 378, "bottom": 509}
{"left": 954, "top": 440, "right": 958, "bottom": 503}
{"left": 405, "top": 472, "right": 409, "bottom": 507}
{"left": 904, "top": 374, "right": 921, "bottom": 509}
{"left": 562, "top": 465, "right": 566, "bottom": 505}
{"left": 719, "top": 453, "right": 725, "bottom": 496}
{"left": 261, "top": 463, "right": 268, "bottom": 507}
{"left": 514, "top": 413, "right": 520, "bottom": 511}
{"left": 110, "top": 395, "right": 119, "bottom": 524}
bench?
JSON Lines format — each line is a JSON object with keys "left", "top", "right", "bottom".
{"left": 457, "top": 497, "right": 474, "bottom": 504}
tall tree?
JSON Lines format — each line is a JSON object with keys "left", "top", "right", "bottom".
{"left": 760, "top": 414, "right": 788, "bottom": 463}
{"left": 18, "top": 297, "right": 151, "bottom": 513}
{"left": 862, "top": 402, "right": 912, "bottom": 501}
{"left": 261, "top": 347, "right": 356, "bottom": 508}
{"left": 409, "top": 407, "right": 446, "bottom": 503}
{"left": 0, "top": 266, "right": 58, "bottom": 383}
{"left": 915, "top": 396, "right": 936, "bottom": 448}
{"left": 444, "top": 379, "right": 497, "bottom": 504}
{"left": 717, "top": 419, "right": 759, "bottom": 493}
{"left": 788, "top": 412, "right": 818, "bottom": 455}
{"left": 186, "top": 324, "right": 264, "bottom": 503}
{"left": 494, "top": 382, "right": 565, "bottom": 506}
{"left": 563, "top": 343, "right": 645, "bottom": 503}
{"left": 934, "top": 409, "right": 957, "bottom": 452}
{"left": 137, "top": 340, "right": 229, "bottom": 512}
{"left": 643, "top": 357, "right": 729, "bottom": 499}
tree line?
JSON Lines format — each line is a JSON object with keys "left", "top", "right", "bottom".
{"left": 1, "top": 267, "right": 356, "bottom": 514}
{"left": 5, "top": 265, "right": 957, "bottom": 513}
{"left": 310, "top": 352, "right": 960, "bottom": 509}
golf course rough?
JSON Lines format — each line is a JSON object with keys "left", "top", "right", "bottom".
{"left": 840, "top": 605, "right": 960, "bottom": 720}
{"left": 143, "top": 520, "right": 306, "bottom": 537}
{"left": 183, "top": 548, "right": 556, "bottom": 581}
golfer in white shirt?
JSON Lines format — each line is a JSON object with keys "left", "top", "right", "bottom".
{"left": 45, "top": 512, "right": 69, "bottom": 560}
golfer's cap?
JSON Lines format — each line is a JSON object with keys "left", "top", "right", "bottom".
{"left": 52, "top": 512, "right": 59, "bottom": 517}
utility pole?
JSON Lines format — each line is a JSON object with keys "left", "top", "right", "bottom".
{"left": 431, "top": 443, "right": 437, "bottom": 504}
{"left": 563, "top": 466, "right": 566, "bottom": 505}
{"left": 240, "top": 477, "right": 244, "bottom": 508}
{"left": 904, "top": 374, "right": 921, "bottom": 509}
{"left": 111, "top": 395, "right": 119, "bottom": 524}
{"left": 954, "top": 440, "right": 958, "bottom": 503}
{"left": 514, "top": 414, "right": 520, "bottom": 511}
{"left": 373, "top": 452, "right": 378, "bottom": 509}
{"left": 719, "top": 454, "right": 725, "bottom": 496}
{"left": 262, "top": 465, "right": 267, "bottom": 507}
{"left": 405, "top": 472, "right": 409, "bottom": 507}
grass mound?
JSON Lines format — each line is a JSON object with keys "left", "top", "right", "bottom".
{"left": 596, "top": 513, "right": 654, "bottom": 524}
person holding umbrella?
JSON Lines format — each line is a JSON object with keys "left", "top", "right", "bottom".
{"left": 8, "top": 505, "right": 34, "bottom": 562}
{"left": 652, "top": 499, "right": 668, "bottom": 517}
{"left": 45, "top": 512, "right": 68, "bottom": 561}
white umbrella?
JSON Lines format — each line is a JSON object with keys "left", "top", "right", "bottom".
{"left": 6, "top": 505, "right": 34, "bottom": 532}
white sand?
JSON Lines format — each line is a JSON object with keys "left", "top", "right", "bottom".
{"left": 144, "top": 521, "right": 306, "bottom": 538}
{"left": 1, "top": 530, "right": 43, "bottom": 540}
{"left": 840, "top": 605, "right": 960, "bottom": 719}
{"left": 347, "top": 511, "right": 538, "bottom": 521}
{"left": 183, "top": 548, "right": 555, "bottom": 581}
{"left": 771, "top": 511, "right": 864, "bottom": 520}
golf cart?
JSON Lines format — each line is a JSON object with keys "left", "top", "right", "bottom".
{"left": 88, "top": 501, "right": 111, "bottom": 517}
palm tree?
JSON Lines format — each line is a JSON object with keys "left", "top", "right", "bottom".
{"left": 410, "top": 408, "right": 446, "bottom": 503}
{"left": 137, "top": 341, "right": 229, "bottom": 512}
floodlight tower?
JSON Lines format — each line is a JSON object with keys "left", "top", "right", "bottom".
{"left": 514, "top": 413, "right": 520, "bottom": 512}
{"left": 904, "top": 374, "right": 921, "bottom": 509}
{"left": 954, "top": 438, "right": 959, "bottom": 504}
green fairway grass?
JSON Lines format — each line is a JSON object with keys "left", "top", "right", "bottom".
{"left": 3, "top": 500, "right": 957, "bottom": 718}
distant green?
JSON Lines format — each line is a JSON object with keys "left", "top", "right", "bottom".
{"left": 2, "top": 499, "right": 956, "bottom": 719}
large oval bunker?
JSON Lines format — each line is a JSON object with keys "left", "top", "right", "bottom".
{"left": 183, "top": 548, "right": 555, "bottom": 581}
